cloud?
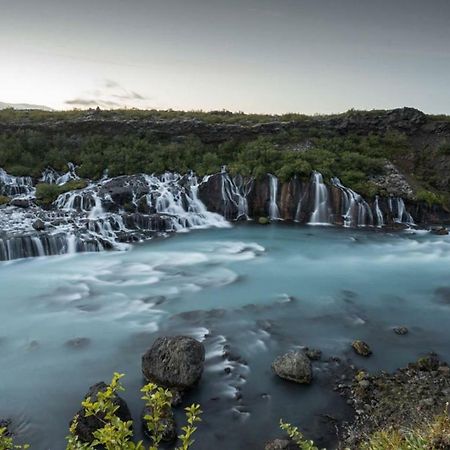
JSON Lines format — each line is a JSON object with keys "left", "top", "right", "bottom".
{"left": 65, "top": 79, "right": 150, "bottom": 109}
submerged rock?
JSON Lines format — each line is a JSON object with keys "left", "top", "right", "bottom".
{"left": 72, "top": 381, "right": 132, "bottom": 443}
{"left": 351, "top": 340, "right": 372, "bottom": 357}
{"left": 265, "top": 439, "right": 298, "bottom": 450}
{"left": 142, "top": 336, "right": 205, "bottom": 390}
{"left": 272, "top": 350, "right": 313, "bottom": 384}
{"left": 65, "top": 337, "right": 91, "bottom": 349}
{"left": 393, "top": 326, "right": 409, "bottom": 335}
{"left": 258, "top": 217, "right": 270, "bottom": 225}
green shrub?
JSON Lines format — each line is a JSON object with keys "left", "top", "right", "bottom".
{"left": 0, "top": 427, "right": 29, "bottom": 449}
{"left": 416, "top": 190, "right": 446, "bottom": 207}
{"left": 438, "top": 141, "right": 450, "bottom": 156}
{"left": 66, "top": 373, "right": 202, "bottom": 450}
{"left": 0, "top": 195, "right": 10, "bottom": 205}
{"left": 35, "top": 180, "right": 88, "bottom": 207}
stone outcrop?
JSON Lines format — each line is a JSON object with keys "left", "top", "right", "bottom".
{"left": 272, "top": 350, "right": 313, "bottom": 384}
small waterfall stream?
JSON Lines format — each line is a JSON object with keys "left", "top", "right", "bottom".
{"left": 268, "top": 174, "right": 280, "bottom": 220}
{"left": 308, "top": 171, "right": 331, "bottom": 225}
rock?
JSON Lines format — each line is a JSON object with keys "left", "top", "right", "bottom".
{"left": 10, "top": 198, "right": 30, "bottom": 208}
{"left": 305, "top": 348, "right": 322, "bottom": 361}
{"left": 393, "top": 326, "right": 409, "bottom": 335}
{"left": 358, "top": 380, "right": 370, "bottom": 389}
{"left": 142, "top": 404, "right": 176, "bottom": 442}
{"left": 142, "top": 336, "right": 205, "bottom": 389}
{"left": 351, "top": 340, "right": 372, "bottom": 357}
{"left": 32, "top": 218, "right": 45, "bottom": 231}
{"left": 272, "top": 350, "right": 313, "bottom": 384}
{"left": 64, "top": 337, "right": 91, "bottom": 349}
{"left": 431, "top": 226, "right": 449, "bottom": 235}
{"left": 72, "top": 381, "right": 132, "bottom": 443}
{"left": 258, "top": 217, "right": 270, "bottom": 225}
{"left": 265, "top": 438, "right": 298, "bottom": 450}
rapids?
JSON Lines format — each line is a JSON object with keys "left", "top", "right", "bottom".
{"left": 1, "top": 225, "right": 450, "bottom": 449}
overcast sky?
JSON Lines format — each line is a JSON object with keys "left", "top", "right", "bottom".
{"left": 1, "top": 0, "right": 450, "bottom": 114}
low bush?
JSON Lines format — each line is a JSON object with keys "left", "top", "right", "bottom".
{"left": 35, "top": 180, "right": 88, "bottom": 207}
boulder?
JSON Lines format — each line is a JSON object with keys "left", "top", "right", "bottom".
{"left": 265, "top": 439, "right": 298, "bottom": 450}
{"left": 393, "top": 326, "right": 409, "bottom": 335}
{"left": 10, "top": 198, "right": 30, "bottom": 208}
{"left": 142, "top": 336, "right": 205, "bottom": 389}
{"left": 142, "top": 405, "right": 177, "bottom": 442}
{"left": 72, "top": 381, "right": 132, "bottom": 443}
{"left": 272, "top": 350, "right": 313, "bottom": 384}
{"left": 431, "top": 227, "right": 449, "bottom": 235}
{"left": 32, "top": 218, "right": 45, "bottom": 231}
{"left": 352, "top": 340, "right": 372, "bottom": 357}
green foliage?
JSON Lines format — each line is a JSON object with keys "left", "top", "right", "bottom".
{"left": 361, "top": 409, "right": 450, "bottom": 450}
{"left": 66, "top": 373, "right": 202, "bottom": 450}
{"left": 438, "top": 141, "right": 450, "bottom": 156}
{"left": 0, "top": 427, "right": 29, "bottom": 449}
{"left": 0, "top": 196, "right": 10, "bottom": 205}
{"left": 416, "top": 190, "right": 448, "bottom": 207}
{"left": 35, "top": 180, "right": 88, "bottom": 207}
{"left": 279, "top": 420, "right": 324, "bottom": 450}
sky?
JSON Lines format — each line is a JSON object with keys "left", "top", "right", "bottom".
{"left": 1, "top": 0, "right": 450, "bottom": 114}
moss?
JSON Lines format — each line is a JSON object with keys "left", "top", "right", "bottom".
{"left": 35, "top": 179, "right": 88, "bottom": 207}
{"left": 0, "top": 195, "right": 10, "bottom": 205}
{"left": 258, "top": 217, "right": 270, "bottom": 225}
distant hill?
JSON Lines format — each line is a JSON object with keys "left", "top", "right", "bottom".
{"left": 0, "top": 101, "right": 53, "bottom": 111}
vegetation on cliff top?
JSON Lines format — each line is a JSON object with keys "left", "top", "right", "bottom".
{"left": 0, "top": 108, "right": 449, "bottom": 205}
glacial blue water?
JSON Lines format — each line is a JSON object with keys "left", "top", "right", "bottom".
{"left": 1, "top": 224, "right": 450, "bottom": 449}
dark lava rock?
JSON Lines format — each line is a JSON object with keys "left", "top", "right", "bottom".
{"left": 142, "top": 336, "right": 205, "bottom": 389}
{"left": 264, "top": 438, "right": 298, "bottom": 450}
{"left": 65, "top": 337, "right": 91, "bottom": 349}
{"left": 339, "top": 353, "right": 450, "bottom": 449}
{"left": 393, "top": 326, "right": 409, "bottom": 335}
{"left": 272, "top": 350, "right": 313, "bottom": 384}
{"left": 32, "top": 218, "right": 45, "bottom": 231}
{"left": 305, "top": 348, "right": 322, "bottom": 361}
{"left": 351, "top": 340, "right": 372, "bottom": 357}
{"left": 431, "top": 226, "right": 449, "bottom": 235}
{"left": 72, "top": 381, "right": 132, "bottom": 443}
{"left": 142, "top": 404, "right": 176, "bottom": 442}
{"left": 10, "top": 198, "right": 31, "bottom": 208}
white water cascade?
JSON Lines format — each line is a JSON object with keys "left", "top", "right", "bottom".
{"left": 268, "top": 174, "right": 281, "bottom": 220}
{"left": 0, "top": 169, "right": 34, "bottom": 197}
{"left": 308, "top": 172, "right": 331, "bottom": 225}
{"left": 389, "top": 197, "right": 415, "bottom": 225}
{"left": 219, "top": 171, "right": 253, "bottom": 220}
{"left": 331, "top": 178, "right": 374, "bottom": 227}
{"left": 374, "top": 196, "right": 384, "bottom": 228}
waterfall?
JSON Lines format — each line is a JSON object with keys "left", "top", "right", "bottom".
{"left": 389, "top": 197, "right": 415, "bottom": 225}
{"left": 331, "top": 178, "right": 373, "bottom": 227}
{"left": 268, "top": 174, "right": 280, "bottom": 220}
{"left": 308, "top": 172, "right": 331, "bottom": 225}
{"left": 219, "top": 172, "right": 253, "bottom": 220}
{"left": 374, "top": 196, "right": 384, "bottom": 227}
{"left": 0, "top": 168, "right": 34, "bottom": 197}
{"left": 55, "top": 162, "right": 80, "bottom": 185}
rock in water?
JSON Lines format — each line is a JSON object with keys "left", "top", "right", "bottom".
{"left": 142, "top": 336, "right": 205, "bottom": 389}
{"left": 272, "top": 350, "right": 313, "bottom": 384}
{"left": 72, "top": 381, "right": 132, "bottom": 443}
{"left": 258, "top": 217, "right": 270, "bottom": 225}
{"left": 265, "top": 439, "right": 298, "bottom": 450}
{"left": 32, "top": 218, "right": 45, "bottom": 231}
{"left": 393, "top": 326, "right": 409, "bottom": 335}
{"left": 431, "top": 227, "right": 449, "bottom": 235}
{"left": 351, "top": 340, "right": 372, "bottom": 357}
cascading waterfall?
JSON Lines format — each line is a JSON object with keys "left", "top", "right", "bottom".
{"left": 0, "top": 168, "right": 34, "bottom": 197}
{"left": 219, "top": 171, "right": 253, "bottom": 220}
{"left": 308, "top": 171, "right": 331, "bottom": 225}
{"left": 374, "top": 196, "right": 384, "bottom": 227}
{"left": 389, "top": 197, "right": 415, "bottom": 225}
{"left": 331, "top": 178, "right": 373, "bottom": 227}
{"left": 268, "top": 174, "right": 280, "bottom": 220}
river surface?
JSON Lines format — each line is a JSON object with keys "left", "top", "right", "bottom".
{"left": 1, "top": 224, "right": 450, "bottom": 449}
